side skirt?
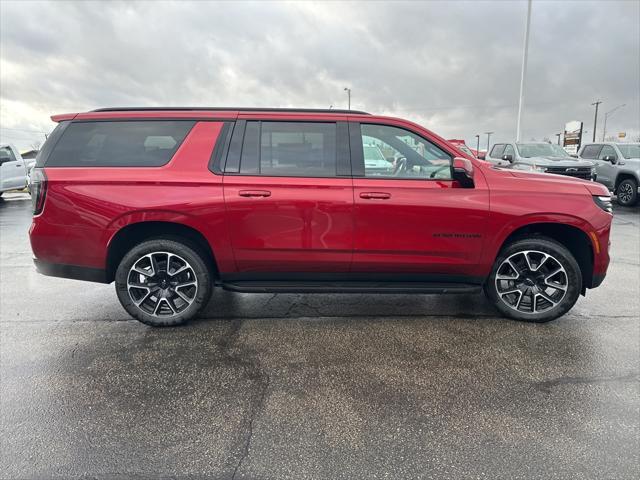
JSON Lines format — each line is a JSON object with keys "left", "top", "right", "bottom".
{"left": 221, "top": 280, "right": 482, "bottom": 294}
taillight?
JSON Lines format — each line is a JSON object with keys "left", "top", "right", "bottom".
{"left": 31, "top": 168, "right": 47, "bottom": 215}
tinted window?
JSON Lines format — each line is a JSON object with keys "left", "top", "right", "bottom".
{"left": 360, "top": 124, "right": 451, "bottom": 179}
{"left": 581, "top": 144, "right": 602, "bottom": 159}
{"left": 46, "top": 121, "right": 194, "bottom": 167}
{"left": 598, "top": 145, "right": 617, "bottom": 160}
{"left": 35, "top": 121, "right": 69, "bottom": 167}
{"left": 239, "top": 122, "right": 337, "bottom": 177}
{"left": 490, "top": 144, "right": 505, "bottom": 158}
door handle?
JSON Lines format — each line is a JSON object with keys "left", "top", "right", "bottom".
{"left": 359, "top": 192, "right": 391, "bottom": 200}
{"left": 238, "top": 190, "right": 271, "bottom": 198}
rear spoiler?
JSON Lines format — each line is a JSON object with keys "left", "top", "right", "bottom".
{"left": 51, "top": 113, "right": 78, "bottom": 122}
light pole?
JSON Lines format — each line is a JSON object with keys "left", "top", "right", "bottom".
{"left": 344, "top": 87, "right": 351, "bottom": 110}
{"left": 591, "top": 100, "right": 602, "bottom": 142}
{"left": 485, "top": 132, "right": 494, "bottom": 152}
{"left": 475, "top": 134, "right": 480, "bottom": 155}
{"left": 515, "top": 0, "right": 532, "bottom": 142}
{"left": 602, "top": 104, "right": 625, "bottom": 141}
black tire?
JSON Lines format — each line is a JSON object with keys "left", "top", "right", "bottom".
{"left": 484, "top": 237, "right": 582, "bottom": 323}
{"left": 115, "top": 238, "right": 212, "bottom": 327}
{"left": 616, "top": 178, "right": 638, "bottom": 207}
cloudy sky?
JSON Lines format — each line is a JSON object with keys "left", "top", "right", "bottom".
{"left": 1, "top": 0, "right": 639, "bottom": 151}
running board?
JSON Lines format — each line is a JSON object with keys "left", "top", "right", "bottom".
{"left": 221, "top": 281, "right": 482, "bottom": 294}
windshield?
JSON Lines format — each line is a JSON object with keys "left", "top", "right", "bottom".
{"left": 517, "top": 143, "right": 570, "bottom": 158}
{"left": 617, "top": 144, "right": 640, "bottom": 159}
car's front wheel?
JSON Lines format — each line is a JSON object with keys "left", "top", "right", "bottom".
{"left": 115, "top": 238, "right": 212, "bottom": 327}
{"left": 616, "top": 178, "right": 638, "bottom": 207}
{"left": 484, "top": 237, "right": 582, "bottom": 323}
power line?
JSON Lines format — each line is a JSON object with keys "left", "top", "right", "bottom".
{"left": 0, "top": 127, "right": 50, "bottom": 134}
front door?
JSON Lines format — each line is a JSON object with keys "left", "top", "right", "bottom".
{"left": 350, "top": 122, "right": 489, "bottom": 281}
{"left": 223, "top": 120, "right": 353, "bottom": 275}
{"left": 595, "top": 145, "right": 618, "bottom": 189}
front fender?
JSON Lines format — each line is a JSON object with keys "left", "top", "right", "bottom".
{"left": 481, "top": 213, "right": 597, "bottom": 270}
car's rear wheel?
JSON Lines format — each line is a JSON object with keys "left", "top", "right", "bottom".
{"left": 484, "top": 237, "right": 582, "bottom": 323}
{"left": 115, "top": 238, "right": 212, "bottom": 327}
{"left": 616, "top": 178, "right": 638, "bottom": 207}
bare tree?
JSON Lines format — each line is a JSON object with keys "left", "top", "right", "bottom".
{"left": 30, "top": 141, "right": 41, "bottom": 151}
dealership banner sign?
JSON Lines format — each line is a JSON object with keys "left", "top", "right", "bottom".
{"left": 563, "top": 121, "right": 583, "bottom": 155}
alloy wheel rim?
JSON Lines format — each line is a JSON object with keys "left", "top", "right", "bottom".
{"left": 618, "top": 183, "right": 633, "bottom": 204}
{"left": 127, "top": 252, "right": 198, "bottom": 317}
{"left": 495, "top": 250, "right": 568, "bottom": 314}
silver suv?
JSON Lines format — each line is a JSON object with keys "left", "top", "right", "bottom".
{"left": 485, "top": 142, "right": 596, "bottom": 182}
{"left": 578, "top": 143, "right": 640, "bottom": 206}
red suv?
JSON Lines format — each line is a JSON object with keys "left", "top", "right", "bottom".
{"left": 29, "top": 108, "right": 612, "bottom": 326}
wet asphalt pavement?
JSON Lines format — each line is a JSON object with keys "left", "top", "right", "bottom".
{"left": 1, "top": 192, "right": 638, "bottom": 479}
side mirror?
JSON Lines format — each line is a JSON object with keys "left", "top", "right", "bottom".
{"left": 477, "top": 153, "right": 486, "bottom": 160}
{"left": 502, "top": 154, "right": 513, "bottom": 162}
{"left": 452, "top": 157, "right": 474, "bottom": 188}
{"left": 603, "top": 155, "right": 617, "bottom": 164}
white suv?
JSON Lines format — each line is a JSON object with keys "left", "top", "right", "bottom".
{"left": 579, "top": 143, "right": 640, "bottom": 207}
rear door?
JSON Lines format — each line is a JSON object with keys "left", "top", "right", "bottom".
{"left": 350, "top": 121, "right": 490, "bottom": 280}
{"left": 0, "top": 146, "right": 27, "bottom": 191}
{"left": 222, "top": 119, "right": 354, "bottom": 275}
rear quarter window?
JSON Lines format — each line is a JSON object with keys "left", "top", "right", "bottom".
{"left": 45, "top": 121, "right": 195, "bottom": 167}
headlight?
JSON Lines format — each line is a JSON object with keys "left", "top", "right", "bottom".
{"left": 591, "top": 167, "right": 597, "bottom": 179}
{"left": 531, "top": 165, "right": 547, "bottom": 173}
{"left": 593, "top": 195, "right": 612, "bottom": 214}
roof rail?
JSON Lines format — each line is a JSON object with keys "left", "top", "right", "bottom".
{"left": 91, "top": 107, "right": 370, "bottom": 115}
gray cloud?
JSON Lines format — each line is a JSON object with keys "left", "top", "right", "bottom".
{"left": 1, "top": 0, "right": 638, "bottom": 151}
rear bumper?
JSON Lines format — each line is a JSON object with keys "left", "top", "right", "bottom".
{"left": 34, "top": 259, "right": 109, "bottom": 284}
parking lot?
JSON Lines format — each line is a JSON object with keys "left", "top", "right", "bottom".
{"left": 1, "top": 192, "right": 638, "bottom": 479}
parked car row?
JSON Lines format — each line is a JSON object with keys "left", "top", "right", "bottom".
{"left": 469, "top": 139, "right": 639, "bottom": 206}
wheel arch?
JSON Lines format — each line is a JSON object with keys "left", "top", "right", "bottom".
{"left": 106, "top": 221, "right": 218, "bottom": 283}
{"left": 496, "top": 222, "right": 594, "bottom": 290}
{"left": 614, "top": 172, "right": 638, "bottom": 192}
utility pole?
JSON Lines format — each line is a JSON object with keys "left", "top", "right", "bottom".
{"left": 515, "top": 0, "right": 532, "bottom": 142}
{"left": 344, "top": 87, "right": 351, "bottom": 110}
{"left": 555, "top": 133, "right": 561, "bottom": 145}
{"left": 475, "top": 134, "right": 480, "bottom": 155}
{"left": 485, "top": 132, "right": 494, "bottom": 152}
{"left": 602, "top": 104, "right": 625, "bottom": 141}
{"left": 591, "top": 100, "right": 602, "bottom": 142}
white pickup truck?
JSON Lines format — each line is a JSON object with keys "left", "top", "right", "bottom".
{"left": 0, "top": 143, "right": 32, "bottom": 195}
